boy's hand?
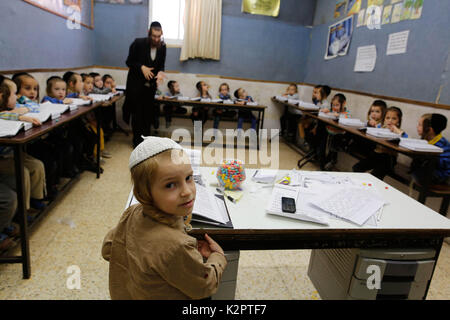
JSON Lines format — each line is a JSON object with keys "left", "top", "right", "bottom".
{"left": 320, "top": 108, "right": 329, "bottom": 113}
{"left": 368, "top": 119, "right": 377, "bottom": 127}
{"left": 81, "top": 95, "right": 93, "bottom": 101}
{"left": 197, "top": 240, "right": 213, "bottom": 258}
{"left": 63, "top": 98, "right": 73, "bottom": 104}
{"left": 19, "top": 116, "right": 41, "bottom": 126}
{"left": 387, "top": 124, "right": 402, "bottom": 134}
{"left": 204, "top": 234, "right": 224, "bottom": 256}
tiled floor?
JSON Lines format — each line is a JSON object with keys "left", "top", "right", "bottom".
{"left": 0, "top": 133, "right": 448, "bottom": 300}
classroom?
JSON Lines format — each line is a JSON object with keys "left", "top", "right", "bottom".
{"left": 0, "top": 0, "right": 449, "bottom": 302}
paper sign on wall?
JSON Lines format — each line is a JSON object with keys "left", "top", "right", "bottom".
{"left": 387, "top": 30, "right": 410, "bottom": 55}
{"left": 354, "top": 45, "right": 377, "bottom": 72}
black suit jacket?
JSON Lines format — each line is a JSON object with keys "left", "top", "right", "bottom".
{"left": 123, "top": 37, "right": 166, "bottom": 122}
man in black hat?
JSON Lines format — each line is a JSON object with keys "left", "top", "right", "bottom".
{"left": 123, "top": 21, "right": 167, "bottom": 147}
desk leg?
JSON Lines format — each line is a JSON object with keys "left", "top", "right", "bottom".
{"left": 96, "top": 110, "right": 102, "bottom": 179}
{"left": 14, "top": 144, "right": 31, "bottom": 279}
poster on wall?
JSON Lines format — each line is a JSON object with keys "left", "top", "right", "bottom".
{"left": 346, "top": 0, "right": 361, "bottom": 16}
{"left": 241, "top": 0, "right": 280, "bottom": 17}
{"left": 22, "top": 0, "right": 93, "bottom": 29}
{"left": 334, "top": 0, "right": 347, "bottom": 19}
{"left": 382, "top": 5, "right": 393, "bottom": 24}
{"left": 410, "top": 0, "right": 424, "bottom": 19}
{"left": 325, "top": 15, "right": 354, "bottom": 60}
{"left": 391, "top": 2, "right": 403, "bottom": 23}
{"left": 368, "top": 0, "right": 384, "bottom": 6}
{"left": 400, "top": 0, "right": 414, "bottom": 20}
{"left": 356, "top": 8, "right": 366, "bottom": 27}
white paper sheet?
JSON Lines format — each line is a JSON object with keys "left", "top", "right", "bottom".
{"left": 387, "top": 30, "right": 409, "bottom": 55}
{"left": 354, "top": 45, "right": 377, "bottom": 72}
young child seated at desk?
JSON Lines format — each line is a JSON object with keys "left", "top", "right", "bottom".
{"left": 12, "top": 73, "right": 40, "bottom": 109}
{"left": 411, "top": 113, "right": 450, "bottom": 187}
{"left": 41, "top": 76, "right": 73, "bottom": 104}
{"left": 192, "top": 81, "right": 211, "bottom": 124}
{"left": 298, "top": 85, "right": 331, "bottom": 151}
{"left": 234, "top": 88, "right": 257, "bottom": 132}
{"left": 353, "top": 106, "right": 408, "bottom": 180}
{"left": 213, "top": 83, "right": 235, "bottom": 130}
{"left": 319, "top": 93, "right": 350, "bottom": 170}
{"left": 280, "top": 83, "right": 300, "bottom": 140}
{"left": 102, "top": 137, "right": 227, "bottom": 299}
{"left": 0, "top": 77, "right": 47, "bottom": 212}
{"left": 102, "top": 74, "right": 117, "bottom": 94}
{"left": 163, "top": 80, "right": 187, "bottom": 128}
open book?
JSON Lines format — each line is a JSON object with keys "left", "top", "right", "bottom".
{"left": 23, "top": 110, "right": 52, "bottom": 123}
{"left": 287, "top": 99, "right": 300, "bottom": 105}
{"left": 339, "top": 118, "right": 366, "bottom": 128}
{"left": 70, "top": 98, "right": 92, "bottom": 106}
{"left": 366, "top": 127, "right": 401, "bottom": 139}
{"left": 88, "top": 94, "right": 111, "bottom": 102}
{"left": 399, "top": 138, "right": 444, "bottom": 153}
{"left": 0, "top": 119, "right": 27, "bottom": 137}
{"left": 275, "top": 95, "right": 288, "bottom": 102}
{"left": 192, "top": 183, "right": 233, "bottom": 228}
{"left": 318, "top": 111, "right": 338, "bottom": 120}
{"left": 39, "top": 102, "right": 71, "bottom": 119}
{"left": 298, "top": 101, "right": 320, "bottom": 110}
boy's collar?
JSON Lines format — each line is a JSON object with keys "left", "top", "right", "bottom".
{"left": 142, "top": 204, "right": 185, "bottom": 230}
{"left": 429, "top": 133, "right": 443, "bottom": 145}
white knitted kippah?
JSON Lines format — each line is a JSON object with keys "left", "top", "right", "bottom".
{"left": 129, "top": 136, "right": 183, "bottom": 169}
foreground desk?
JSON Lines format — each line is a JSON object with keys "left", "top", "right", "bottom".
{"left": 127, "top": 167, "right": 450, "bottom": 299}
{"left": 0, "top": 97, "right": 122, "bottom": 278}
{"left": 155, "top": 98, "right": 267, "bottom": 149}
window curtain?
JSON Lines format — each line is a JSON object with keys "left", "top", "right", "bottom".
{"left": 180, "top": 0, "right": 222, "bottom": 61}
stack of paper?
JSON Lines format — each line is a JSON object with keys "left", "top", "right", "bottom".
{"left": 211, "top": 99, "right": 223, "bottom": 103}
{"left": 200, "top": 98, "right": 211, "bottom": 103}
{"left": 252, "top": 169, "right": 277, "bottom": 184}
{"left": 339, "top": 118, "right": 366, "bottom": 128}
{"left": 247, "top": 101, "right": 258, "bottom": 106}
{"left": 177, "top": 96, "right": 190, "bottom": 101}
{"left": 399, "top": 138, "right": 443, "bottom": 153}
{"left": 309, "top": 187, "right": 386, "bottom": 226}
{"left": 366, "top": 127, "right": 401, "bottom": 139}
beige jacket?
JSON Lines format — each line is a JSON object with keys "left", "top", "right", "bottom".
{"left": 101, "top": 204, "right": 227, "bottom": 300}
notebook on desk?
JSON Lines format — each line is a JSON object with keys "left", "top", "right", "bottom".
{"left": 192, "top": 183, "right": 233, "bottom": 228}
{"left": 0, "top": 119, "right": 26, "bottom": 137}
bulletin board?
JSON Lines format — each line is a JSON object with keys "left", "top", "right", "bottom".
{"left": 22, "top": 0, "right": 94, "bottom": 29}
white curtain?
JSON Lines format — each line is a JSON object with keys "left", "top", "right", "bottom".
{"left": 180, "top": 0, "right": 222, "bottom": 61}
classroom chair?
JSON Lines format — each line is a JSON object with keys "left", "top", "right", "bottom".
{"left": 409, "top": 179, "right": 450, "bottom": 217}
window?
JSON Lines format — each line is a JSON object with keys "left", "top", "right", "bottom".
{"left": 149, "top": 0, "right": 185, "bottom": 46}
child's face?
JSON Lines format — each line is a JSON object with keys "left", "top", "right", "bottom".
{"left": 104, "top": 78, "right": 115, "bottom": 89}
{"left": 51, "top": 81, "right": 67, "bottom": 100}
{"left": 287, "top": 85, "right": 297, "bottom": 96}
{"left": 71, "top": 74, "right": 83, "bottom": 93}
{"left": 6, "top": 81, "right": 17, "bottom": 109}
{"left": 384, "top": 110, "right": 400, "bottom": 127}
{"left": 312, "top": 87, "right": 322, "bottom": 101}
{"left": 201, "top": 82, "right": 209, "bottom": 94}
{"left": 94, "top": 76, "right": 103, "bottom": 88}
{"left": 83, "top": 77, "right": 94, "bottom": 94}
{"left": 171, "top": 82, "right": 180, "bottom": 94}
{"left": 331, "top": 99, "right": 343, "bottom": 113}
{"left": 19, "top": 77, "right": 39, "bottom": 101}
{"left": 239, "top": 89, "right": 247, "bottom": 99}
{"left": 369, "top": 106, "right": 383, "bottom": 122}
{"left": 219, "top": 85, "right": 229, "bottom": 96}
{"left": 417, "top": 117, "right": 424, "bottom": 137}
{"left": 150, "top": 153, "right": 196, "bottom": 217}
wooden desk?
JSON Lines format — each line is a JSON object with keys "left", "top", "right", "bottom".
{"left": 126, "top": 167, "right": 450, "bottom": 299}
{"left": 155, "top": 98, "right": 267, "bottom": 150}
{"left": 272, "top": 97, "right": 442, "bottom": 158}
{"left": 0, "top": 94, "right": 123, "bottom": 278}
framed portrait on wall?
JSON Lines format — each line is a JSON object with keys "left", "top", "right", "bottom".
{"left": 22, "top": 0, "right": 94, "bottom": 29}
